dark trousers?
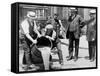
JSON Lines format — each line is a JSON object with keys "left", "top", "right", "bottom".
{"left": 88, "top": 40, "right": 96, "bottom": 60}
{"left": 68, "top": 32, "right": 79, "bottom": 58}
{"left": 52, "top": 38, "right": 63, "bottom": 63}
{"left": 23, "top": 32, "right": 38, "bottom": 65}
{"left": 23, "top": 36, "right": 33, "bottom": 65}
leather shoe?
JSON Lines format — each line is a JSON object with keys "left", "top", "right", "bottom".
{"left": 67, "top": 56, "right": 73, "bottom": 61}
{"left": 73, "top": 57, "right": 78, "bottom": 62}
{"left": 90, "top": 58, "right": 95, "bottom": 62}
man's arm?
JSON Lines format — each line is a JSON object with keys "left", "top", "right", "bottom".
{"left": 52, "top": 30, "right": 56, "bottom": 40}
{"left": 59, "top": 20, "right": 65, "bottom": 32}
{"left": 26, "top": 33, "right": 37, "bottom": 43}
{"left": 79, "top": 16, "right": 86, "bottom": 28}
{"left": 33, "top": 21, "right": 41, "bottom": 37}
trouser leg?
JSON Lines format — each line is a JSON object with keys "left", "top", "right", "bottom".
{"left": 92, "top": 46, "right": 95, "bottom": 59}
{"left": 88, "top": 41, "right": 92, "bottom": 60}
{"left": 74, "top": 39, "right": 79, "bottom": 59}
{"left": 56, "top": 42, "right": 63, "bottom": 64}
{"left": 23, "top": 36, "right": 33, "bottom": 66}
{"left": 68, "top": 36, "right": 74, "bottom": 58}
{"left": 23, "top": 44, "right": 32, "bottom": 65}
{"left": 90, "top": 41, "right": 96, "bottom": 61}
{"left": 67, "top": 35, "right": 74, "bottom": 61}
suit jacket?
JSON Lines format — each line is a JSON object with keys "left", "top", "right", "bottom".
{"left": 67, "top": 15, "right": 85, "bottom": 39}
{"left": 86, "top": 18, "right": 96, "bottom": 41}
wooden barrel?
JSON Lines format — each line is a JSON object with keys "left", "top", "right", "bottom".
{"left": 31, "top": 36, "right": 52, "bottom": 64}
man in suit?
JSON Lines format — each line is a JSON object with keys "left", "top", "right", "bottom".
{"left": 86, "top": 9, "right": 96, "bottom": 62}
{"left": 67, "top": 8, "right": 86, "bottom": 61}
{"left": 20, "top": 11, "right": 41, "bottom": 70}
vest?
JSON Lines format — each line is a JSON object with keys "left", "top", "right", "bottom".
{"left": 69, "top": 15, "right": 80, "bottom": 32}
{"left": 27, "top": 19, "right": 37, "bottom": 39}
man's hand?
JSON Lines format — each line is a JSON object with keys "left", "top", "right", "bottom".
{"left": 38, "top": 34, "right": 42, "bottom": 38}
{"left": 92, "top": 38, "right": 95, "bottom": 41}
{"left": 46, "top": 36, "right": 54, "bottom": 40}
{"left": 32, "top": 40, "right": 37, "bottom": 44}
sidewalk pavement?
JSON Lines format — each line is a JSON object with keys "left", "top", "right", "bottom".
{"left": 51, "top": 35, "right": 96, "bottom": 69}
{"left": 19, "top": 35, "right": 96, "bottom": 71}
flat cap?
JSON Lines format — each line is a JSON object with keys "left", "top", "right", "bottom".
{"left": 70, "top": 7, "right": 77, "bottom": 11}
{"left": 45, "top": 24, "right": 53, "bottom": 29}
{"left": 90, "top": 9, "right": 96, "bottom": 14}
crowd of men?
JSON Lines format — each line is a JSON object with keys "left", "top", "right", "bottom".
{"left": 20, "top": 7, "right": 96, "bottom": 71}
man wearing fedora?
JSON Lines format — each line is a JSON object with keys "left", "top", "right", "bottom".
{"left": 20, "top": 11, "right": 41, "bottom": 70}
{"left": 86, "top": 9, "right": 96, "bottom": 62}
{"left": 67, "top": 8, "right": 86, "bottom": 61}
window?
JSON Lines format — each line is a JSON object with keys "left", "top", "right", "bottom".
{"left": 36, "top": 9, "right": 46, "bottom": 19}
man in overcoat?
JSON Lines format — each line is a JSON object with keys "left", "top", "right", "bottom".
{"left": 67, "top": 8, "right": 85, "bottom": 61}
{"left": 86, "top": 9, "right": 96, "bottom": 62}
